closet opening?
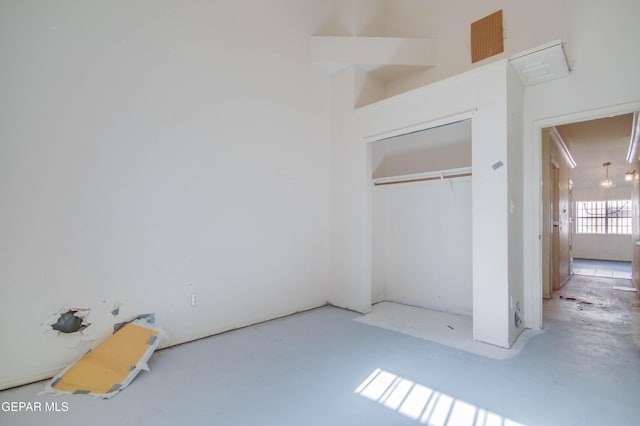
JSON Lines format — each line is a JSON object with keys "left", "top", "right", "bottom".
{"left": 370, "top": 119, "right": 473, "bottom": 316}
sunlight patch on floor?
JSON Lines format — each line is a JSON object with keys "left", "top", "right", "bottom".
{"left": 355, "top": 368, "right": 526, "bottom": 426}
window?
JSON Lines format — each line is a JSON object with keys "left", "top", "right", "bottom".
{"left": 575, "top": 200, "right": 632, "bottom": 234}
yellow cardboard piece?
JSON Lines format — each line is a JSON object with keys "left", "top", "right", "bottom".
{"left": 44, "top": 320, "right": 161, "bottom": 398}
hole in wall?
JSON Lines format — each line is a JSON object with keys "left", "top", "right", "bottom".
{"left": 47, "top": 309, "right": 91, "bottom": 333}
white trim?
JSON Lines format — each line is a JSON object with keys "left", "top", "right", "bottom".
{"left": 627, "top": 111, "right": 640, "bottom": 163}
{"left": 548, "top": 127, "right": 576, "bottom": 168}
{"left": 510, "top": 40, "right": 563, "bottom": 61}
{"left": 363, "top": 109, "right": 476, "bottom": 144}
{"left": 534, "top": 101, "right": 640, "bottom": 129}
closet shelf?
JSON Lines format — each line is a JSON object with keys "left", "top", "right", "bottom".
{"left": 373, "top": 167, "right": 472, "bottom": 186}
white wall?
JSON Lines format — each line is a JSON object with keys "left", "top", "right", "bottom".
{"left": 317, "top": 1, "right": 569, "bottom": 104}
{"left": 469, "top": 63, "right": 511, "bottom": 347}
{"left": 523, "top": 0, "right": 640, "bottom": 329}
{"left": 631, "top": 158, "right": 640, "bottom": 290}
{"left": 373, "top": 178, "right": 473, "bottom": 315}
{"left": 331, "top": 0, "right": 640, "bottom": 338}
{"left": 571, "top": 186, "right": 633, "bottom": 262}
{"left": 507, "top": 64, "right": 525, "bottom": 342}
{"left": 330, "top": 60, "right": 516, "bottom": 348}
{"left": 389, "top": 0, "right": 569, "bottom": 95}
{"left": 572, "top": 235, "right": 632, "bottom": 262}
{"left": 356, "top": 0, "right": 569, "bottom": 100}
{"left": 372, "top": 185, "right": 387, "bottom": 304}
{"left": 329, "top": 67, "right": 373, "bottom": 312}
{"left": 0, "top": 1, "right": 333, "bottom": 389}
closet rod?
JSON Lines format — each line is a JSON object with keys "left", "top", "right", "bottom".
{"left": 373, "top": 172, "right": 472, "bottom": 186}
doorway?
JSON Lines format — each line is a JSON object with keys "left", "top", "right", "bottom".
{"left": 532, "top": 102, "right": 640, "bottom": 328}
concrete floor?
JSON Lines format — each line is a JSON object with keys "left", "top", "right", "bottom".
{"left": 355, "top": 301, "right": 539, "bottom": 360}
{"left": 1, "top": 275, "right": 639, "bottom": 426}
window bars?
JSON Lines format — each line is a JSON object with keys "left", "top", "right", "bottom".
{"left": 575, "top": 200, "right": 632, "bottom": 234}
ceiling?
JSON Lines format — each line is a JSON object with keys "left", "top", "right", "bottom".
{"left": 555, "top": 114, "right": 634, "bottom": 190}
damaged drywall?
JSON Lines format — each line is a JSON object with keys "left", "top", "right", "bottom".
{"left": 42, "top": 316, "right": 163, "bottom": 399}
{"left": 113, "top": 313, "right": 155, "bottom": 334}
{"left": 110, "top": 304, "right": 121, "bottom": 317}
{"left": 43, "top": 309, "right": 91, "bottom": 334}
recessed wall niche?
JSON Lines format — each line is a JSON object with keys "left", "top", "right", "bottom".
{"left": 371, "top": 119, "right": 473, "bottom": 315}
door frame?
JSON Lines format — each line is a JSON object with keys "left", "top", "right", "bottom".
{"left": 531, "top": 101, "right": 640, "bottom": 329}
{"left": 550, "top": 159, "right": 560, "bottom": 293}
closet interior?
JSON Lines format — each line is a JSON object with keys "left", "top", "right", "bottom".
{"left": 371, "top": 119, "right": 473, "bottom": 316}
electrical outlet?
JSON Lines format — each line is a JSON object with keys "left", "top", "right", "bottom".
{"left": 191, "top": 293, "right": 199, "bottom": 306}
{"left": 514, "top": 301, "right": 522, "bottom": 328}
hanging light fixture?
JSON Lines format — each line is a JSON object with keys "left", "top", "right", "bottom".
{"left": 601, "top": 162, "right": 614, "bottom": 188}
{"left": 624, "top": 170, "right": 636, "bottom": 182}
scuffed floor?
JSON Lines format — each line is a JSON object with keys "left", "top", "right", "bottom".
{"left": 544, "top": 274, "right": 640, "bottom": 378}
{"left": 1, "top": 275, "right": 639, "bottom": 426}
